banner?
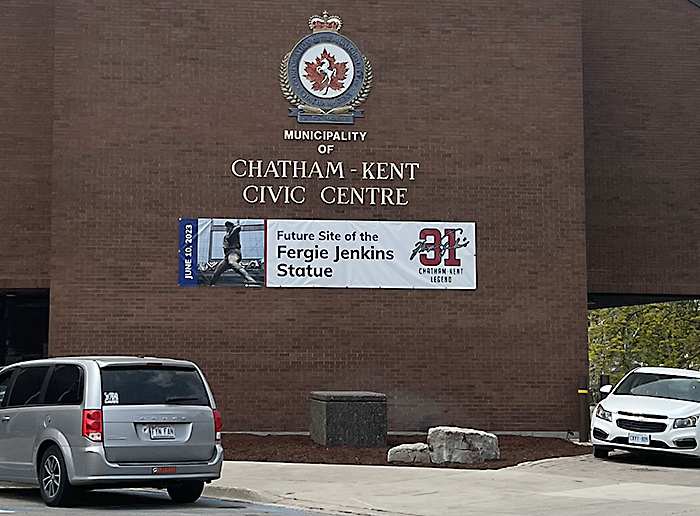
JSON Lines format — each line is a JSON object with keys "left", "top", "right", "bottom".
{"left": 178, "top": 218, "right": 265, "bottom": 287}
{"left": 266, "top": 220, "right": 476, "bottom": 289}
{"left": 180, "top": 219, "right": 476, "bottom": 289}
{"left": 178, "top": 219, "right": 199, "bottom": 286}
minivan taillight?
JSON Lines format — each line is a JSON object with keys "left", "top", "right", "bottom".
{"left": 213, "top": 409, "right": 222, "bottom": 441}
{"left": 82, "top": 409, "right": 103, "bottom": 442}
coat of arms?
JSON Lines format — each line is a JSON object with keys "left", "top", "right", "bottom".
{"left": 280, "top": 12, "right": 372, "bottom": 124}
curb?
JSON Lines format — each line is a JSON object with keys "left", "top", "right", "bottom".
{"left": 204, "top": 483, "right": 369, "bottom": 516}
{"left": 204, "top": 484, "right": 281, "bottom": 505}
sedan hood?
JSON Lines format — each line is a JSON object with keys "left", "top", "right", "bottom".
{"left": 603, "top": 394, "right": 700, "bottom": 418}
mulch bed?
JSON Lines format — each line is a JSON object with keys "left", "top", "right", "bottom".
{"left": 221, "top": 433, "right": 592, "bottom": 469}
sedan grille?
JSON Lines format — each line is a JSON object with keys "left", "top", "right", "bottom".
{"left": 616, "top": 419, "right": 667, "bottom": 433}
{"left": 674, "top": 438, "right": 697, "bottom": 449}
{"left": 612, "top": 437, "right": 669, "bottom": 449}
{"left": 592, "top": 427, "right": 609, "bottom": 440}
{"left": 618, "top": 411, "right": 667, "bottom": 420}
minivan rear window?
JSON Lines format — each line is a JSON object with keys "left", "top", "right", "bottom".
{"left": 101, "top": 366, "right": 209, "bottom": 406}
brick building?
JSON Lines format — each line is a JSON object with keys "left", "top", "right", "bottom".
{"left": 1, "top": 0, "right": 698, "bottom": 432}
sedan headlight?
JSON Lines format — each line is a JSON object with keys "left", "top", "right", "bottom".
{"left": 595, "top": 404, "right": 612, "bottom": 422}
{"left": 673, "top": 415, "right": 699, "bottom": 429}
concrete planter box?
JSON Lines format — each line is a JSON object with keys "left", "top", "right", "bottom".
{"left": 309, "top": 391, "right": 387, "bottom": 447}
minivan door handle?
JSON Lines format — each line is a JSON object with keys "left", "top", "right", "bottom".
{"left": 1, "top": 416, "right": 10, "bottom": 422}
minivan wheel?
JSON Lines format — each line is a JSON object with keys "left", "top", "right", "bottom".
{"left": 39, "top": 445, "right": 74, "bottom": 507}
{"left": 593, "top": 445, "right": 610, "bottom": 459}
{"left": 167, "top": 480, "right": 205, "bottom": 503}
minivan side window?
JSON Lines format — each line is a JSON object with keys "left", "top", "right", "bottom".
{"left": 45, "top": 365, "right": 84, "bottom": 405}
{"left": 0, "top": 369, "right": 15, "bottom": 407}
{"left": 7, "top": 366, "right": 50, "bottom": 407}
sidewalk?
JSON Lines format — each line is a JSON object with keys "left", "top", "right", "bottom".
{"left": 205, "top": 453, "right": 700, "bottom": 516}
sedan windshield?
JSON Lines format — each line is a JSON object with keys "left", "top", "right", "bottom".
{"left": 615, "top": 372, "right": 700, "bottom": 402}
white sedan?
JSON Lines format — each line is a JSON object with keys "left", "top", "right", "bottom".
{"left": 591, "top": 366, "right": 700, "bottom": 458}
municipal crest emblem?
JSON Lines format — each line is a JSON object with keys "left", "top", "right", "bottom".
{"left": 280, "top": 12, "right": 372, "bottom": 124}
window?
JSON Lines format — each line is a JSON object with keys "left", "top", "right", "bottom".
{"left": 0, "top": 369, "right": 15, "bottom": 407}
{"left": 45, "top": 365, "right": 83, "bottom": 405}
{"left": 615, "top": 372, "right": 700, "bottom": 402}
{"left": 7, "top": 366, "right": 50, "bottom": 406}
{"left": 101, "top": 366, "right": 209, "bottom": 406}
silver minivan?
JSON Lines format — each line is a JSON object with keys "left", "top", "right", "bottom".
{"left": 0, "top": 356, "right": 224, "bottom": 506}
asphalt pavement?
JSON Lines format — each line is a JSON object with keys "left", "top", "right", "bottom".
{"left": 0, "top": 485, "right": 322, "bottom": 515}
{"left": 205, "top": 450, "right": 700, "bottom": 516}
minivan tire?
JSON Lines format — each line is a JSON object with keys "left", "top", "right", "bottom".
{"left": 39, "top": 445, "right": 74, "bottom": 507}
{"left": 167, "top": 480, "right": 205, "bottom": 503}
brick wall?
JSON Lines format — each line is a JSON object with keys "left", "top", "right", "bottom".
{"left": 584, "top": 0, "right": 700, "bottom": 296}
{"left": 46, "top": 0, "right": 588, "bottom": 431}
{"left": 0, "top": 0, "right": 53, "bottom": 289}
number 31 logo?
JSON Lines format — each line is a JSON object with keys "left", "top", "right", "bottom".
{"left": 410, "top": 228, "right": 470, "bottom": 266}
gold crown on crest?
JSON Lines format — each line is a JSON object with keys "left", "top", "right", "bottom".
{"left": 308, "top": 11, "right": 343, "bottom": 32}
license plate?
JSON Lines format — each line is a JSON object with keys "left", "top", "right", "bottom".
{"left": 628, "top": 432, "right": 651, "bottom": 445}
{"left": 149, "top": 424, "right": 175, "bottom": 440}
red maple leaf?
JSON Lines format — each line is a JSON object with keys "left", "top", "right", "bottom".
{"left": 303, "top": 48, "right": 348, "bottom": 94}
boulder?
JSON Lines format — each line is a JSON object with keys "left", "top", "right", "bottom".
{"left": 428, "top": 426, "right": 500, "bottom": 464}
{"left": 387, "top": 443, "right": 430, "bottom": 463}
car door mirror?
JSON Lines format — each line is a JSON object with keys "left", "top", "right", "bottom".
{"left": 600, "top": 384, "right": 612, "bottom": 398}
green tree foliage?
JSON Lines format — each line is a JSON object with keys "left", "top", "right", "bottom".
{"left": 589, "top": 300, "right": 700, "bottom": 391}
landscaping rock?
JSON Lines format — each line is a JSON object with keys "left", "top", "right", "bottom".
{"left": 387, "top": 443, "right": 430, "bottom": 463}
{"left": 428, "top": 426, "right": 500, "bottom": 464}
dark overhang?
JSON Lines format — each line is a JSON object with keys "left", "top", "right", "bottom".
{"left": 588, "top": 293, "right": 699, "bottom": 310}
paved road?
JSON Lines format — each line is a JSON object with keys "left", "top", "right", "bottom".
{"left": 0, "top": 487, "right": 321, "bottom": 515}
{"left": 208, "top": 451, "right": 700, "bottom": 515}
{"left": 3, "top": 451, "right": 700, "bottom": 515}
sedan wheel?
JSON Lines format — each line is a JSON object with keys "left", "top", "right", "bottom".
{"left": 593, "top": 445, "right": 610, "bottom": 458}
